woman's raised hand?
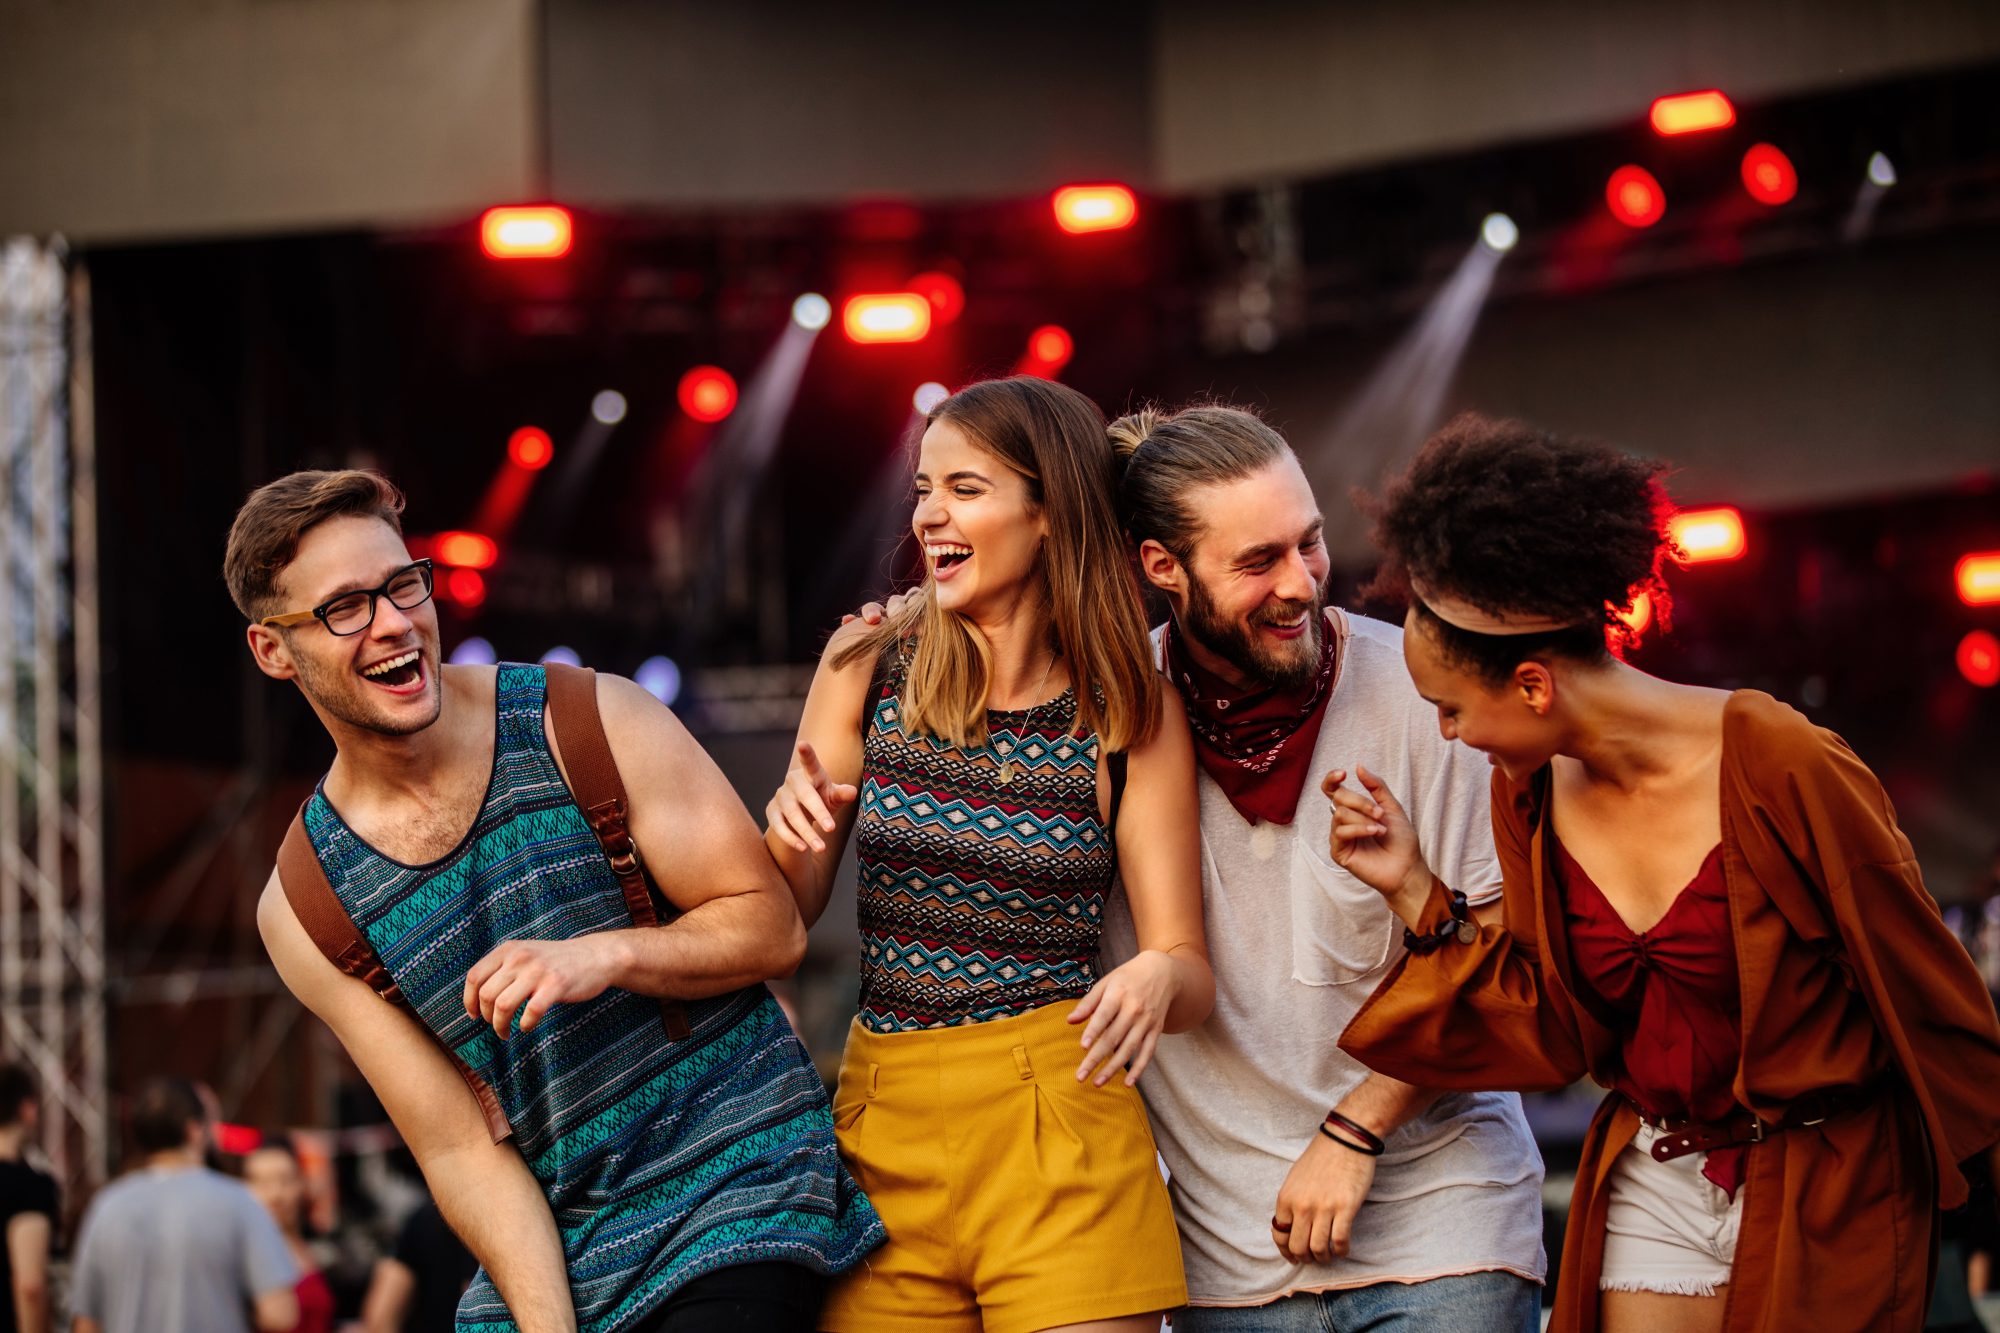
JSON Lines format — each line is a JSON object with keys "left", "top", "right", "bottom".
{"left": 1323, "top": 765, "right": 1435, "bottom": 925}
{"left": 765, "top": 741, "right": 859, "bottom": 855}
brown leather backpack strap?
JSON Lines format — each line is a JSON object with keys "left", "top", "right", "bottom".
{"left": 277, "top": 809, "right": 513, "bottom": 1143}
{"left": 543, "top": 663, "right": 694, "bottom": 1041}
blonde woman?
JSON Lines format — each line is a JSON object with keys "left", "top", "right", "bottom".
{"left": 765, "top": 375, "right": 1212, "bottom": 1333}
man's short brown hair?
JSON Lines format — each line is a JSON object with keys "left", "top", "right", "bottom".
{"left": 223, "top": 470, "right": 405, "bottom": 620}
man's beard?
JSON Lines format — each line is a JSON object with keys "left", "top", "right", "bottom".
{"left": 288, "top": 639, "right": 443, "bottom": 737}
{"left": 1183, "top": 571, "right": 1326, "bottom": 691}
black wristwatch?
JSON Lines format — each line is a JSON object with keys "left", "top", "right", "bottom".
{"left": 1401, "top": 885, "right": 1476, "bottom": 955}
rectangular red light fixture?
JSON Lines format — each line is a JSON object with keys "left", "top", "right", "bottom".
{"left": 1671, "top": 507, "right": 1747, "bottom": 563}
{"left": 1958, "top": 552, "right": 2000, "bottom": 606}
{"left": 1052, "top": 184, "right": 1138, "bottom": 234}
{"left": 480, "top": 206, "right": 573, "bottom": 259}
{"left": 842, "top": 293, "right": 933, "bottom": 344}
{"left": 1650, "top": 90, "right": 1735, "bottom": 136}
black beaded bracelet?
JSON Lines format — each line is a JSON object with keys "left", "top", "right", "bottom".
{"left": 1318, "top": 1122, "right": 1383, "bottom": 1157}
{"left": 1320, "top": 1110, "right": 1386, "bottom": 1156}
{"left": 1401, "top": 884, "right": 1476, "bottom": 956}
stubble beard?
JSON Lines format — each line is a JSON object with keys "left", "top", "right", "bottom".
{"left": 1182, "top": 572, "right": 1326, "bottom": 692}
{"left": 287, "top": 637, "right": 443, "bottom": 737}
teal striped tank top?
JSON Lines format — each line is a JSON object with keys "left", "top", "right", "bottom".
{"left": 302, "top": 664, "right": 882, "bottom": 1331}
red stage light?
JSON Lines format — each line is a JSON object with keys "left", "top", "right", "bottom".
{"left": 434, "top": 531, "right": 499, "bottom": 570}
{"left": 508, "top": 426, "right": 554, "bottom": 470}
{"left": 1671, "top": 508, "right": 1747, "bottom": 564}
{"left": 447, "top": 568, "right": 488, "bottom": 609}
{"left": 1741, "top": 144, "right": 1798, "bottom": 205}
{"left": 1052, "top": 184, "right": 1138, "bottom": 235}
{"left": 909, "top": 271, "right": 965, "bottom": 324}
{"left": 214, "top": 1122, "right": 263, "bottom": 1155}
{"left": 1958, "top": 552, "right": 2000, "bottom": 606}
{"left": 1606, "top": 166, "right": 1666, "bottom": 228}
{"left": 1650, "top": 90, "right": 1735, "bottom": 136}
{"left": 1027, "top": 324, "right": 1074, "bottom": 371}
{"left": 1616, "top": 591, "right": 1654, "bottom": 634}
{"left": 677, "top": 365, "right": 739, "bottom": 422}
{"left": 1959, "top": 630, "right": 2000, "bottom": 688}
{"left": 479, "top": 206, "right": 573, "bottom": 259}
{"left": 842, "top": 294, "right": 933, "bottom": 345}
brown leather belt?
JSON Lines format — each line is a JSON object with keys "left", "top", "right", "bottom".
{"left": 1634, "top": 1084, "right": 1876, "bottom": 1163}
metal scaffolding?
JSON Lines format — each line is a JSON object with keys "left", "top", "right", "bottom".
{"left": 0, "top": 237, "right": 108, "bottom": 1203}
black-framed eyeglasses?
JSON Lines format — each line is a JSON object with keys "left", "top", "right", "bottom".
{"left": 259, "top": 559, "right": 434, "bottom": 636}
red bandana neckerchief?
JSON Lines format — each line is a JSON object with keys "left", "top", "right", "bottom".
{"left": 1162, "top": 609, "right": 1344, "bottom": 826}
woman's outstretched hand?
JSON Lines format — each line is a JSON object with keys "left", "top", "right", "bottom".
{"left": 766, "top": 741, "right": 858, "bottom": 855}
{"left": 1324, "top": 765, "right": 1436, "bottom": 927}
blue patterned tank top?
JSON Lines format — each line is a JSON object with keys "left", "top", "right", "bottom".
{"left": 303, "top": 665, "right": 882, "bottom": 1332}
{"left": 852, "top": 654, "right": 1117, "bottom": 1032}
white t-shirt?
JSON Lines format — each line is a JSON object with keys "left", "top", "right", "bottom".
{"left": 1103, "top": 610, "right": 1547, "bottom": 1307}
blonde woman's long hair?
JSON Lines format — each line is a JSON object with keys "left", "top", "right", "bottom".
{"left": 833, "top": 376, "right": 1160, "bottom": 753}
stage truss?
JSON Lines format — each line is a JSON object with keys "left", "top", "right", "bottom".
{"left": 0, "top": 237, "right": 108, "bottom": 1204}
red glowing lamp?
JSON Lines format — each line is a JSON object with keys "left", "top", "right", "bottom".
{"left": 214, "top": 1122, "right": 263, "bottom": 1155}
{"left": 1052, "top": 184, "right": 1138, "bottom": 235}
{"left": 479, "top": 206, "right": 573, "bottom": 260}
{"left": 1741, "top": 144, "right": 1798, "bottom": 206}
{"left": 677, "top": 366, "right": 739, "bottom": 422}
{"left": 433, "top": 531, "right": 499, "bottom": 570}
{"left": 1958, "top": 552, "right": 2000, "bottom": 606}
{"left": 842, "top": 294, "right": 933, "bottom": 345}
{"left": 1960, "top": 631, "right": 2000, "bottom": 688}
{"left": 1027, "top": 324, "right": 1075, "bottom": 372}
{"left": 1606, "top": 166, "right": 1666, "bottom": 228}
{"left": 908, "top": 271, "right": 966, "bottom": 325}
{"left": 1670, "top": 508, "right": 1747, "bottom": 564}
{"left": 508, "top": 426, "right": 554, "bottom": 470}
{"left": 1616, "top": 590, "right": 1654, "bottom": 634}
{"left": 1650, "top": 90, "right": 1736, "bottom": 136}
{"left": 446, "top": 568, "right": 488, "bottom": 609}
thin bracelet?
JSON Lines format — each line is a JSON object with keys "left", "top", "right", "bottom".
{"left": 1322, "top": 1109, "right": 1387, "bottom": 1155}
{"left": 1318, "top": 1122, "right": 1381, "bottom": 1157}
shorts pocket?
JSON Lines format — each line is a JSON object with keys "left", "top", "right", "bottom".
{"left": 1289, "top": 833, "right": 1396, "bottom": 985}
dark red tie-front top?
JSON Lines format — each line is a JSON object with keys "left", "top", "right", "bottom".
{"left": 1557, "top": 836, "right": 1747, "bottom": 1196}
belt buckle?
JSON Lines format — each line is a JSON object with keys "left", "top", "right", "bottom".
{"left": 1748, "top": 1118, "right": 1765, "bottom": 1144}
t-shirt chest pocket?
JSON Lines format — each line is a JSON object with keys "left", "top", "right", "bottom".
{"left": 1287, "top": 829, "right": 1397, "bottom": 986}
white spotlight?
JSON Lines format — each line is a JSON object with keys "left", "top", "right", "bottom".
{"left": 449, "top": 636, "right": 496, "bottom": 666}
{"left": 1866, "top": 152, "right": 1897, "bottom": 188}
{"left": 635, "top": 655, "right": 682, "bottom": 707}
{"left": 791, "top": 293, "right": 832, "bottom": 331}
{"left": 540, "top": 645, "right": 581, "bottom": 667}
{"left": 912, "top": 382, "right": 949, "bottom": 415}
{"left": 591, "top": 390, "right": 628, "bottom": 425}
{"left": 1480, "top": 213, "right": 1519, "bottom": 253}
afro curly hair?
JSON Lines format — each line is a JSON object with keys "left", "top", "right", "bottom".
{"left": 1362, "top": 411, "right": 1679, "bottom": 683}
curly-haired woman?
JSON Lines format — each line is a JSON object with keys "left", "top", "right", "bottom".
{"left": 1326, "top": 412, "right": 2000, "bottom": 1333}
{"left": 763, "top": 376, "right": 1212, "bottom": 1333}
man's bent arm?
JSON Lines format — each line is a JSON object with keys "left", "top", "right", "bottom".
{"left": 1334, "top": 1070, "right": 1440, "bottom": 1140}
{"left": 258, "top": 878, "right": 578, "bottom": 1333}
{"left": 7, "top": 1213, "right": 50, "bottom": 1333}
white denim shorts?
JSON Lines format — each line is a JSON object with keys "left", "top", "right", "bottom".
{"left": 1598, "top": 1121, "right": 1743, "bottom": 1296}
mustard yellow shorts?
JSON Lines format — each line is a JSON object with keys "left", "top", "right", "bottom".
{"left": 820, "top": 999, "right": 1187, "bottom": 1333}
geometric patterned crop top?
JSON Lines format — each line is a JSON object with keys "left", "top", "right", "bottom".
{"left": 852, "top": 653, "right": 1118, "bottom": 1033}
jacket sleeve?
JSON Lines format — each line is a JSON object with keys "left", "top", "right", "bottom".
{"left": 1337, "top": 772, "right": 1593, "bottom": 1093}
{"left": 1757, "top": 714, "right": 2000, "bottom": 1208}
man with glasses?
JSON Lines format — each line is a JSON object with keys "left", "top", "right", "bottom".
{"left": 227, "top": 470, "right": 881, "bottom": 1333}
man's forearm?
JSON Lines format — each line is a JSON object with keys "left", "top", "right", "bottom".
{"left": 607, "top": 886, "right": 807, "bottom": 999}
{"left": 428, "top": 1142, "right": 575, "bottom": 1333}
{"left": 1334, "top": 1071, "right": 1441, "bottom": 1140}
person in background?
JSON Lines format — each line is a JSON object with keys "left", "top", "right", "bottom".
{"left": 69, "top": 1079, "right": 298, "bottom": 1333}
{"left": 242, "top": 1140, "right": 336, "bottom": 1333}
{"left": 0, "top": 1064, "right": 56, "bottom": 1333}
{"left": 360, "top": 1200, "right": 476, "bottom": 1333}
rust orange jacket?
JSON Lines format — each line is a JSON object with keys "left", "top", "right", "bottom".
{"left": 1339, "top": 691, "right": 2000, "bottom": 1332}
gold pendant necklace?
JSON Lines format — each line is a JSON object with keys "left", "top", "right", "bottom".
{"left": 997, "top": 649, "right": 1057, "bottom": 785}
